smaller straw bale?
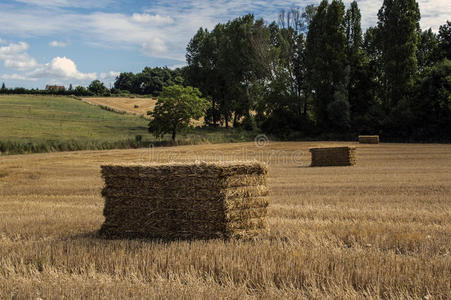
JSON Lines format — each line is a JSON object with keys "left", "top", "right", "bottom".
{"left": 359, "top": 135, "right": 379, "bottom": 144}
{"left": 309, "top": 146, "right": 356, "bottom": 167}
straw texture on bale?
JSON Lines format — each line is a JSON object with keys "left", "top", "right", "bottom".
{"left": 309, "top": 147, "right": 356, "bottom": 167}
{"left": 359, "top": 135, "right": 379, "bottom": 144}
{"left": 99, "top": 162, "right": 269, "bottom": 240}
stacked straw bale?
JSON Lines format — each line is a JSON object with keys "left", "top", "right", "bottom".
{"left": 309, "top": 146, "right": 356, "bottom": 167}
{"left": 359, "top": 135, "right": 379, "bottom": 144}
{"left": 99, "top": 162, "right": 269, "bottom": 240}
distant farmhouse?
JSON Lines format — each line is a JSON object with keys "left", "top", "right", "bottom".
{"left": 45, "top": 85, "right": 65, "bottom": 91}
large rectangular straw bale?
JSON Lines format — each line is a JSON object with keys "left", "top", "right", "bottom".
{"left": 309, "top": 146, "right": 356, "bottom": 167}
{"left": 99, "top": 162, "right": 269, "bottom": 240}
{"left": 359, "top": 135, "right": 379, "bottom": 144}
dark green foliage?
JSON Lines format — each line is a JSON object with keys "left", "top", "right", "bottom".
{"left": 438, "top": 21, "right": 451, "bottom": 60}
{"left": 306, "top": 0, "right": 349, "bottom": 131}
{"left": 241, "top": 114, "right": 257, "bottom": 131}
{"left": 182, "top": 1, "right": 448, "bottom": 141}
{"left": 114, "top": 67, "right": 185, "bottom": 96}
{"left": 74, "top": 85, "right": 91, "bottom": 96}
{"left": 0, "top": 84, "right": 93, "bottom": 96}
{"left": 411, "top": 59, "right": 451, "bottom": 140}
{"left": 148, "top": 85, "right": 211, "bottom": 142}
{"left": 88, "top": 80, "right": 109, "bottom": 96}
{"left": 0, "top": 139, "right": 138, "bottom": 155}
{"left": 344, "top": 2, "right": 382, "bottom": 133}
{"left": 328, "top": 76, "right": 351, "bottom": 131}
{"left": 186, "top": 15, "right": 269, "bottom": 128}
{"left": 114, "top": 72, "right": 137, "bottom": 93}
{"left": 377, "top": 0, "right": 421, "bottom": 110}
{"left": 417, "top": 29, "right": 440, "bottom": 71}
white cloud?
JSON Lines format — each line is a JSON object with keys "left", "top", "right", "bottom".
{"left": 0, "top": 0, "right": 449, "bottom": 68}
{"left": 49, "top": 40, "right": 68, "bottom": 47}
{"left": 416, "top": 0, "right": 451, "bottom": 31}
{"left": 341, "top": 0, "right": 451, "bottom": 32}
{"left": 0, "top": 39, "right": 97, "bottom": 83}
{"left": 0, "top": 41, "right": 38, "bottom": 70}
{"left": 131, "top": 13, "right": 174, "bottom": 25}
{"left": 0, "top": 38, "right": 6, "bottom": 44}
{"left": 169, "top": 63, "right": 186, "bottom": 70}
{"left": 142, "top": 38, "right": 167, "bottom": 55}
{"left": 1, "top": 73, "right": 37, "bottom": 81}
{"left": 100, "top": 70, "right": 120, "bottom": 79}
{"left": 29, "top": 56, "right": 96, "bottom": 81}
{"left": 14, "top": 0, "right": 113, "bottom": 9}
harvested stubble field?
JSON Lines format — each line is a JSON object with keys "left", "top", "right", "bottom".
{"left": 81, "top": 97, "right": 216, "bottom": 127}
{"left": 81, "top": 97, "right": 157, "bottom": 118}
{"left": 0, "top": 142, "right": 450, "bottom": 299}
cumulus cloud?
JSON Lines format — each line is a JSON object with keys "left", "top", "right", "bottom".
{"left": 0, "top": 41, "right": 38, "bottom": 70}
{"left": 28, "top": 56, "right": 96, "bottom": 80}
{"left": 0, "top": 39, "right": 97, "bottom": 83}
{"left": 14, "top": 0, "right": 113, "bottom": 9}
{"left": 0, "top": 0, "right": 449, "bottom": 70}
{"left": 1, "top": 73, "right": 37, "bottom": 81}
{"left": 416, "top": 0, "right": 451, "bottom": 31}
{"left": 169, "top": 63, "right": 186, "bottom": 70}
{"left": 49, "top": 40, "right": 68, "bottom": 47}
{"left": 142, "top": 38, "right": 167, "bottom": 55}
{"left": 131, "top": 13, "right": 174, "bottom": 25}
{"left": 100, "top": 70, "right": 120, "bottom": 80}
{"left": 341, "top": 0, "right": 451, "bottom": 31}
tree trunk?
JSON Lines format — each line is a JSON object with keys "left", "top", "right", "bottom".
{"left": 212, "top": 99, "right": 217, "bottom": 126}
{"left": 303, "top": 92, "right": 308, "bottom": 116}
{"left": 233, "top": 112, "right": 238, "bottom": 128}
{"left": 172, "top": 128, "right": 176, "bottom": 144}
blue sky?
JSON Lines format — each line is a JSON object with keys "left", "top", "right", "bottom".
{"left": 0, "top": 0, "right": 449, "bottom": 89}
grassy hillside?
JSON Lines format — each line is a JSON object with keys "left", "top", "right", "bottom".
{"left": 0, "top": 95, "right": 148, "bottom": 141}
{"left": 0, "top": 142, "right": 449, "bottom": 298}
{"left": 0, "top": 95, "right": 256, "bottom": 154}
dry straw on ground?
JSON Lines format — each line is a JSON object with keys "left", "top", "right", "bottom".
{"left": 310, "top": 146, "right": 356, "bottom": 167}
{"left": 1, "top": 142, "right": 450, "bottom": 298}
{"left": 100, "top": 162, "right": 269, "bottom": 239}
{"left": 359, "top": 135, "right": 380, "bottom": 144}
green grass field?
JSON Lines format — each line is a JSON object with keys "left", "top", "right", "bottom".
{"left": 0, "top": 95, "right": 149, "bottom": 142}
{"left": 0, "top": 95, "right": 256, "bottom": 154}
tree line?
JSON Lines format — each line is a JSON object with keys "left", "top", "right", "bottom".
{"left": 0, "top": 66, "right": 184, "bottom": 97}
{"left": 0, "top": 81, "right": 110, "bottom": 97}
{"left": 1, "top": 0, "right": 449, "bottom": 142}
{"left": 184, "top": 0, "right": 450, "bottom": 141}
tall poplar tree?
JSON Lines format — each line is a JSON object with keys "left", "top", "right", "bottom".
{"left": 377, "top": 0, "right": 420, "bottom": 111}
{"left": 438, "top": 21, "right": 451, "bottom": 60}
{"left": 306, "top": 0, "right": 349, "bottom": 130}
{"left": 344, "top": 1, "right": 364, "bottom": 117}
{"left": 344, "top": 1, "right": 381, "bottom": 132}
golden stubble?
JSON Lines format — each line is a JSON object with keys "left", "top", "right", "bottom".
{"left": 0, "top": 142, "right": 450, "bottom": 299}
{"left": 81, "top": 97, "right": 157, "bottom": 118}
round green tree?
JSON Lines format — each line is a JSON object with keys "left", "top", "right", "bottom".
{"left": 88, "top": 80, "right": 108, "bottom": 96}
{"left": 148, "top": 85, "right": 210, "bottom": 143}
